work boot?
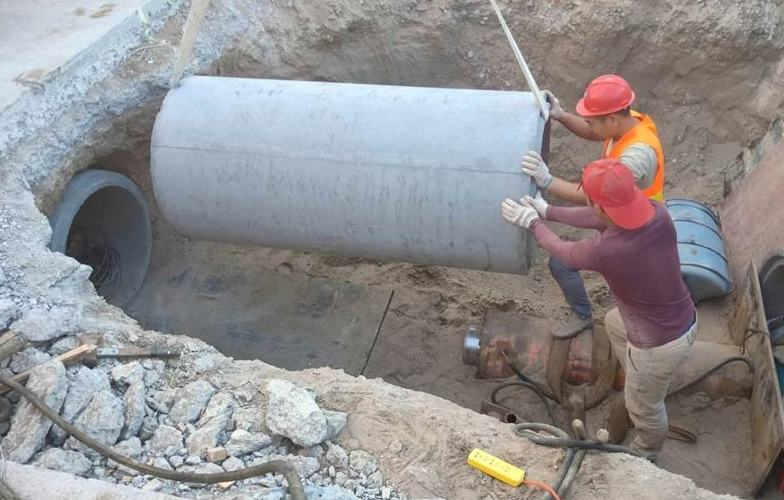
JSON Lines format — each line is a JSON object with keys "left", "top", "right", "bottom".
{"left": 551, "top": 313, "right": 593, "bottom": 339}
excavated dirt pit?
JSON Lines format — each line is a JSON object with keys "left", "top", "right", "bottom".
{"left": 5, "top": 0, "right": 784, "bottom": 499}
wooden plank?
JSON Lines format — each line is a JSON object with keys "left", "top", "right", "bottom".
{"left": 731, "top": 262, "right": 784, "bottom": 495}
{"left": 0, "top": 344, "right": 96, "bottom": 395}
{"left": 0, "top": 330, "right": 25, "bottom": 363}
{"left": 719, "top": 136, "right": 784, "bottom": 287}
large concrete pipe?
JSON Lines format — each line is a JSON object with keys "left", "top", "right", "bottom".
{"left": 49, "top": 170, "right": 152, "bottom": 306}
{"left": 151, "top": 77, "right": 547, "bottom": 273}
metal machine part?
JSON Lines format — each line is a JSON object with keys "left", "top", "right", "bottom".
{"left": 665, "top": 198, "right": 732, "bottom": 302}
{"left": 151, "top": 77, "right": 547, "bottom": 274}
{"left": 49, "top": 170, "right": 152, "bottom": 306}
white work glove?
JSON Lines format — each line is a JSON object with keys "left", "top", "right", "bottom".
{"left": 543, "top": 90, "right": 564, "bottom": 120}
{"left": 523, "top": 192, "right": 549, "bottom": 220}
{"left": 501, "top": 198, "right": 540, "bottom": 229}
{"left": 521, "top": 151, "right": 554, "bottom": 190}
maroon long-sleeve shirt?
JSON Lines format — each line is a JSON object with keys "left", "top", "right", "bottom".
{"left": 530, "top": 201, "right": 694, "bottom": 348}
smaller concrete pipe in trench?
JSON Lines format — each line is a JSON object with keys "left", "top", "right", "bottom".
{"left": 151, "top": 77, "right": 547, "bottom": 274}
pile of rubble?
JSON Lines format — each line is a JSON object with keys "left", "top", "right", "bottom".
{"left": 0, "top": 341, "right": 429, "bottom": 500}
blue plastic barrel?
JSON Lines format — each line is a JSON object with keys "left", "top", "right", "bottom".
{"left": 665, "top": 198, "right": 732, "bottom": 302}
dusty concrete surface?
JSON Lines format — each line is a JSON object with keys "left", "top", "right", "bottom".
{"left": 1, "top": 0, "right": 784, "bottom": 499}
{"left": 4, "top": 461, "right": 184, "bottom": 500}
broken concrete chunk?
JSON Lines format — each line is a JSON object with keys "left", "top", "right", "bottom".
{"left": 265, "top": 379, "right": 327, "bottom": 446}
{"left": 249, "top": 454, "right": 320, "bottom": 480}
{"left": 48, "top": 335, "right": 79, "bottom": 356}
{"left": 153, "top": 457, "right": 173, "bottom": 470}
{"left": 121, "top": 380, "right": 146, "bottom": 440}
{"left": 169, "top": 380, "right": 216, "bottom": 423}
{"left": 31, "top": 448, "right": 92, "bottom": 476}
{"left": 10, "top": 306, "right": 82, "bottom": 342}
{"left": 2, "top": 359, "right": 67, "bottom": 462}
{"left": 225, "top": 429, "right": 271, "bottom": 457}
{"left": 185, "top": 392, "right": 237, "bottom": 456}
{"left": 325, "top": 442, "right": 349, "bottom": 468}
{"left": 206, "top": 446, "right": 227, "bottom": 462}
{"left": 64, "top": 389, "right": 125, "bottom": 457}
{"left": 49, "top": 365, "right": 111, "bottom": 446}
{"left": 348, "top": 450, "right": 378, "bottom": 476}
{"left": 111, "top": 361, "right": 145, "bottom": 385}
{"left": 0, "top": 298, "right": 19, "bottom": 330}
{"left": 249, "top": 485, "right": 359, "bottom": 500}
{"left": 146, "top": 425, "right": 184, "bottom": 457}
{"left": 141, "top": 359, "right": 165, "bottom": 387}
{"left": 233, "top": 406, "right": 266, "bottom": 432}
{"left": 9, "top": 346, "right": 50, "bottom": 373}
{"left": 367, "top": 471, "right": 383, "bottom": 489}
{"left": 323, "top": 410, "right": 347, "bottom": 441}
{"left": 107, "top": 436, "right": 143, "bottom": 471}
{"left": 222, "top": 456, "right": 245, "bottom": 472}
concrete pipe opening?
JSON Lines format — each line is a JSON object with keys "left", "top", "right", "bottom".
{"left": 49, "top": 169, "right": 152, "bottom": 306}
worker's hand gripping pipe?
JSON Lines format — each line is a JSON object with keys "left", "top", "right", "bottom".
{"left": 0, "top": 374, "right": 306, "bottom": 500}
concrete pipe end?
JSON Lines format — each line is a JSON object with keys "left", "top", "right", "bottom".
{"left": 48, "top": 169, "right": 152, "bottom": 307}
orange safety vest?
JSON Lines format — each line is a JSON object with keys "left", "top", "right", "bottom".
{"left": 601, "top": 110, "right": 665, "bottom": 201}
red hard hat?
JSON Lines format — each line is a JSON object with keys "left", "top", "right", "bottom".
{"left": 576, "top": 75, "right": 635, "bottom": 117}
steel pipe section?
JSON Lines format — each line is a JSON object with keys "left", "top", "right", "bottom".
{"left": 49, "top": 170, "right": 152, "bottom": 306}
{"left": 151, "top": 77, "right": 546, "bottom": 274}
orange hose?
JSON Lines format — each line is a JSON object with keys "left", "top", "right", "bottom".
{"left": 523, "top": 480, "right": 562, "bottom": 500}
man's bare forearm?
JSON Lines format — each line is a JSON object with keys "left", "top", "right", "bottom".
{"left": 555, "top": 113, "right": 603, "bottom": 141}
{"left": 546, "top": 177, "right": 588, "bottom": 205}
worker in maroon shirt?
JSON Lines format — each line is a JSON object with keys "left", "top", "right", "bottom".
{"left": 500, "top": 158, "right": 697, "bottom": 460}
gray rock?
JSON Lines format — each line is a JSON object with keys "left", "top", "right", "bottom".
{"left": 146, "top": 425, "right": 183, "bottom": 456}
{"left": 107, "top": 437, "right": 143, "bottom": 473}
{"left": 143, "top": 478, "right": 164, "bottom": 492}
{"left": 9, "top": 346, "right": 50, "bottom": 374}
{"left": 323, "top": 410, "right": 348, "bottom": 441}
{"left": 185, "top": 454, "right": 201, "bottom": 465}
{"left": 265, "top": 379, "right": 327, "bottom": 446}
{"left": 2, "top": 360, "right": 67, "bottom": 462}
{"left": 367, "top": 471, "right": 383, "bottom": 489}
{"left": 139, "top": 415, "right": 159, "bottom": 441}
{"left": 222, "top": 456, "right": 245, "bottom": 472}
{"left": 121, "top": 380, "right": 146, "bottom": 440}
{"left": 111, "top": 361, "right": 145, "bottom": 385}
{"left": 299, "top": 444, "right": 325, "bottom": 459}
{"left": 185, "top": 392, "right": 236, "bottom": 456}
{"left": 178, "top": 462, "right": 223, "bottom": 474}
{"left": 169, "top": 380, "right": 216, "bottom": 423}
{"left": 192, "top": 355, "right": 216, "bottom": 374}
{"left": 131, "top": 476, "right": 146, "bottom": 487}
{"left": 48, "top": 335, "right": 79, "bottom": 356}
{"left": 0, "top": 299, "right": 18, "bottom": 330}
{"left": 249, "top": 486, "right": 359, "bottom": 500}
{"left": 381, "top": 486, "right": 392, "bottom": 500}
{"left": 348, "top": 450, "right": 378, "bottom": 476}
{"left": 334, "top": 471, "right": 348, "bottom": 486}
{"left": 233, "top": 406, "right": 265, "bottom": 432}
{"left": 225, "top": 429, "right": 271, "bottom": 457}
{"left": 10, "top": 306, "right": 82, "bottom": 342}
{"left": 169, "top": 455, "right": 184, "bottom": 468}
{"left": 31, "top": 448, "right": 92, "bottom": 476}
{"left": 325, "top": 442, "right": 349, "bottom": 468}
{"left": 49, "top": 365, "right": 111, "bottom": 445}
{"left": 153, "top": 457, "right": 173, "bottom": 470}
{"left": 64, "top": 390, "right": 125, "bottom": 456}
{"left": 150, "top": 388, "right": 176, "bottom": 414}
{"left": 141, "top": 359, "right": 165, "bottom": 387}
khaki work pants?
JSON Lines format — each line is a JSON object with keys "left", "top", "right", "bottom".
{"left": 605, "top": 307, "right": 696, "bottom": 456}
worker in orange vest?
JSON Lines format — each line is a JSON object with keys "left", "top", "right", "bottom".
{"left": 520, "top": 75, "right": 665, "bottom": 338}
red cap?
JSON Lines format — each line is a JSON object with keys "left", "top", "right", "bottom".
{"left": 576, "top": 74, "right": 635, "bottom": 117}
{"left": 581, "top": 159, "right": 654, "bottom": 230}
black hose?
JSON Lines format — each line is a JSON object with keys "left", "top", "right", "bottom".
{"left": 490, "top": 381, "right": 557, "bottom": 427}
{"left": 514, "top": 423, "right": 574, "bottom": 500}
{"left": 0, "top": 374, "right": 306, "bottom": 500}
{"left": 668, "top": 356, "right": 754, "bottom": 397}
{"left": 515, "top": 429, "right": 644, "bottom": 457}
{"left": 501, "top": 352, "right": 559, "bottom": 402}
